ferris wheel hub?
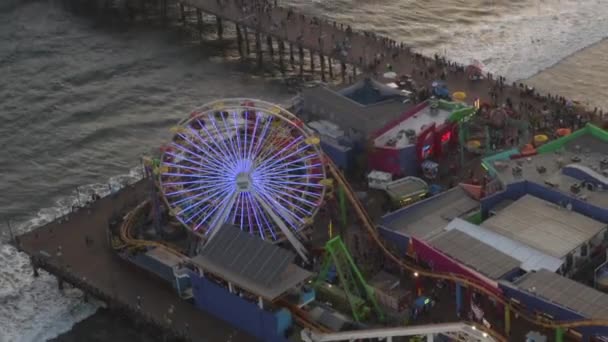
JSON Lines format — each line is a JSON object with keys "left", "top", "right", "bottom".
{"left": 236, "top": 172, "right": 253, "bottom": 192}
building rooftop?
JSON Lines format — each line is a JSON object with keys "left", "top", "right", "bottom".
{"left": 429, "top": 227, "right": 520, "bottom": 280}
{"left": 300, "top": 82, "right": 412, "bottom": 136}
{"left": 191, "top": 225, "right": 312, "bottom": 301}
{"left": 380, "top": 186, "right": 479, "bottom": 240}
{"left": 146, "top": 246, "right": 190, "bottom": 267}
{"left": 512, "top": 269, "right": 608, "bottom": 319}
{"left": 373, "top": 103, "right": 453, "bottom": 149}
{"left": 487, "top": 125, "right": 608, "bottom": 209}
{"left": 339, "top": 78, "right": 404, "bottom": 106}
{"left": 482, "top": 195, "right": 606, "bottom": 259}
{"left": 385, "top": 176, "right": 428, "bottom": 200}
{"left": 443, "top": 218, "right": 563, "bottom": 273}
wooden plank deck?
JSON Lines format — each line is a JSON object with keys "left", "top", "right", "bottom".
{"left": 16, "top": 179, "right": 256, "bottom": 342}
{"left": 182, "top": 0, "right": 602, "bottom": 129}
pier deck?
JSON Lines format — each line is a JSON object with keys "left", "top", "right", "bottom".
{"left": 179, "top": 0, "right": 602, "bottom": 128}
{"left": 16, "top": 179, "right": 255, "bottom": 342}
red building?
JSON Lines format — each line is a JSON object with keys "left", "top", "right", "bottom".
{"left": 369, "top": 100, "right": 459, "bottom": 177}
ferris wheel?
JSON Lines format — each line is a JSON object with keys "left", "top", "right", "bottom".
{"left": 158, "top": 99, "right": 326, "bottom": 260}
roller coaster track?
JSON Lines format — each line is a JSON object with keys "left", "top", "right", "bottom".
{"left": 116, "top": 165, "right": 608, "bottom": 338}
{"left": 324, "top": 157, "right": 608, "bottom": 336}
{"left": 118, "top": 200, "right": 332, "bottom": 334}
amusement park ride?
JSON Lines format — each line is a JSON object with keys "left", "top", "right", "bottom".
{"left": 114, "top": 99, "right": 608, "bottom": 342}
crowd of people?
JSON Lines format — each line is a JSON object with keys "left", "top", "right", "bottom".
{"left": 212, "top": 0, "right": 605, "bottom": 140}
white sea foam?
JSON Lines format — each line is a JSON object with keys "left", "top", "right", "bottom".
{"left": 0, "top": 167, "right": 144, "bottom": 342}
{"left": 420, "top": 0, "right": 608, "bottom": 82}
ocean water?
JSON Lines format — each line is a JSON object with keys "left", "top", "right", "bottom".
{"left": 1, "top": 0, "right": 607, "bottom": 341}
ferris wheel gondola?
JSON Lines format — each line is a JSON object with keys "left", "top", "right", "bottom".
{"left": 158, "top": 99, "right": 327, "bottom": 261}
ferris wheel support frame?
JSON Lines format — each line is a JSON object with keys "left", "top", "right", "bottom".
{"left": 158, "top": 98, "right": 326, "bottom": 262}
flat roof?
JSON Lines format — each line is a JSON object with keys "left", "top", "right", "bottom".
{"left": 301, "top": 84, "right": 412, "bottom": 136}
{"left": 444, "top": 218, "right": 563, "bottom": 273}
{"left": 369, "top": 271, "right": 409, "bottom": 297}
{"left": 430, "top": 228, "right": 520, "bottom": 279}
{"left": 490, "top": 134, "right": 608, "bottom": 209}
{"left": 482, "top": 195, "right": 606, "bottom": 259}
{"left": 513, "top": 269, "right": 608, "bottom": 319}
{"left": 385, "top": 177, "right": 428, "bottom": 199}
{"left": 381, "top": 186, "right": 479, "bottom": 240}
{"left": 374, "top": 104, "right": 452, "bottom": 149}
{"left": 146, "top": 246, "right": 189, "bottom": 267}
{"left": 191, "top": 225, "right": 312, "bottom": 301}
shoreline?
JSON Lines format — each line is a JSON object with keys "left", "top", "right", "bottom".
{"left": 524, "top": 37, "right": 608, "bottom": 112}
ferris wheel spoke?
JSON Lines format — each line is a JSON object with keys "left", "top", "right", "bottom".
{"left": 256, "top": 136, "right": 304, "bottom": 164}
{"left": 255, "top": 163, "right": 323, "bottom": 178}
{"left": 188, "top": 186, "right": 236, "bottom": 230}
{"left": 201, "top": 190, "right": 239, "bottom": 236}
{"left": 270, "top": 194, "right": 313, "bottom": 218}
{"left": 159, "top": 101, "right": 325, "bottom": 261}
{"left": 174, "top": 133, "right": 234, "bottom": 171}
{"left": 218, "top": 114, "right": 244, "bottom": 166}
{"left": 253, "top": 192, "right": 309, "bottom": 262}
{"left": 183, "top": 127, "right": 238, "bottom": 171}
{"left": 230, "top": 192, "right": 243, "bottom": 225}
{"left": 255, "top": 143, "right": 316, "bottom": 175}
{"left": 263, "top": 181, "right": 323, "bottom": 200}
{"left": 245, "top": 193, "right": 274, "bottom": 240}
{"left": 231, "top": 111, "right": 245, "bottom": 161}
{"left": 250, "top": 116, "right": 274, "bottom": 161}
{"left": 255, "top": 187, "right": 309, "bottom": 226}
{"left": 163, "top": 158, "right": 227, "bottom": 177}
{"left": 256, "top": 153, "right": 320, "bottom": 176}
{"left": 263, "top": 185, "right": 317, "bottom": 212}
{"left": 165, "top": 150, "right": 224, "bottom": 174}
{"left": 165, "top": 184, "right": 221, "bottom": 197}
{"left": 175, "top": 183, "right": 235, "bottom": 216}
{"left": 208, "top": 116, "right": 242, "bottom": 167}
{"left": 194, "top": 121, "right": 239, "bottom": 170}
{"left": 244, "top": 113, "right": 259, "bottom": 162}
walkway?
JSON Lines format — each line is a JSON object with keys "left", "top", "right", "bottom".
{"left": 182, "top": 0, "right": 602, "bottom": 130}
{"left": 16, "top": 179, "right": 255, "bottom": 342}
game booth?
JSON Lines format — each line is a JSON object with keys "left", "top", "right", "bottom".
{"left": 369, "top": 100, "right": 475, "bottom": 179}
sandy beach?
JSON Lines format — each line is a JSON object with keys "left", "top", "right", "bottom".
{"left": 525, "top": 38, "right": 608, "bottom": 111}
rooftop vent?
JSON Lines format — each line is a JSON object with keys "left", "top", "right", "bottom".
{"left": 600, "top": 157, "right": 608, "bottom": 170}
{"left": 512, "top": 166, "right": 523, "bottom": 177}
{"left": 571, "top": 155, "right": 581, "bottom": 163}
{"left": 536, "top": 165, "right": 547, "bottom": 174}
{"left": 570, "top": 183, "right": 581, "bottom": 194}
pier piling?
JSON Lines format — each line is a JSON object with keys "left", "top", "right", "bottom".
{"left": 266, "top": 35, "right": 274, "bottom": 61}
{"left": 159, "top": 0, "right": 167, "bottom": 21}
{"left": 320, "top": 54, "right": 326, "bottom": 82}
{"left": 243, "top": 27, "right": 250, "bottom": 56}
{"left": 236, "top": 25, "right": 244, "bottom": 57}
{"left": 328, "top": 58, "right": 334, "bottom": 79}
{"left": 298, "top": 46, "right": 304, "bottom": 77}
{"left": 289, "top": 43, "right": 295, "bottom": 67}
{"left": 196, "top": 9, "right": 203, "bottom": 38}
{"left": 278, "top": 40, "right": 286, "bottom": 75}
{"left": 216, "top": 16, "right": 223, "bottom": 40}
{"left": 32, "top": 259, "right": 39, "bottom": 278}
{"left": 179, "top": 3, "right": 185, "bottom": 25}
{"left": 255, "top": 33, "right": 263, "bottom": 69}
{"left": 309, "top": 50, "right": 315, "bottom": 72}
{"left": 341, "top": 62, "right": 346, "bottom": 83}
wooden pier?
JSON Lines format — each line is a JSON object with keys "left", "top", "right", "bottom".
{"left": 101, "top": 0, "right": 603, "bottom": 128}
{"left": 15, "top": 178, "right": 255, "bottom": 342}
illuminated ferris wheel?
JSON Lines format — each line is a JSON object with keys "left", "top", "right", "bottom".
{"left": 158, "top": 99, "right": 326, "bottom": 258}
